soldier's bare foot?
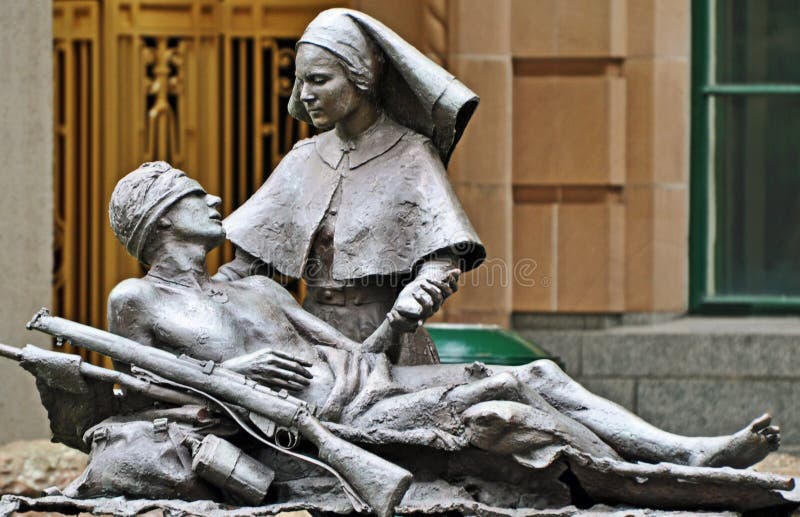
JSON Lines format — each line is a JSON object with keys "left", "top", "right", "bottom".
{"left": 690, "top": 414, "right": 780, "bottom": 468}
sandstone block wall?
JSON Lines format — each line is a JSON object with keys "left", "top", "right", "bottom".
{"left": 511, "top": 0, "right": 690, "bottom": 318}
{"left": 362, "top": 0, "right": 691, "bottom": 324}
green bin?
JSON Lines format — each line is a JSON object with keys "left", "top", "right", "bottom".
{"left": 426, "top": 323, "right": 557, "bottom": 366}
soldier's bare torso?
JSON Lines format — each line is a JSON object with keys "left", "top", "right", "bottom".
{"left": 108, "top": 274, "right": 336, "bottom": 408}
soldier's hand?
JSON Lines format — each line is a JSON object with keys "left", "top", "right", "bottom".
{"left": 223, "top": 348, "right": 313, "bottom": 392}
{"left": 386, "top": 307, "right": 422, "bottom": 333}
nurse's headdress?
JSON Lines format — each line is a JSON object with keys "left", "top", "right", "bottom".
{"left": 289, "top": 8, "right": 479, "bottom": 166}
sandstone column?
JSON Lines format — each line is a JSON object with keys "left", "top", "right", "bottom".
{"left": 0, "top": 0, "right": 52, "bottom": 443}
{"left": 624, "top": 0, "right": 689, "bottom": 312}
{"left": 445, "top": 0, "right": 514, "bottom": 327}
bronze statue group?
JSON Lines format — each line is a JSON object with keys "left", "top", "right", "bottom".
{"left": 1, "top": 9, "right": 797, "bottom": 516}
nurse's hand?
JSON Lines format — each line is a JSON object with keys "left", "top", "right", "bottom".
{"left": 223, "top": 348, "right": 313, "bottom": 392}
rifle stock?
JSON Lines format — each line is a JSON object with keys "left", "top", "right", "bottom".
{"left": 0, "top": 342, "right": 205, "bottom": 407}
{"left": 296, "top": 410, "right": 411, "bottom": 517}
{"left": 26, "top": 308, "right": 411, "bottom": 517}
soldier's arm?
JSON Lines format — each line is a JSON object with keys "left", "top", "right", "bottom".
{"left": 107, "top": 278, "right": 157, "bottom": 345}
{"left": 106, "top": 279, "right": 160, "bottom": 408}
{"left": 245, "top": 276, "right": 361, "bottom": 353}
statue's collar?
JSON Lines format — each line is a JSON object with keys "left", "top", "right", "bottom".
{"left": 314, "top": 114, "right": 407, "bottom": 170}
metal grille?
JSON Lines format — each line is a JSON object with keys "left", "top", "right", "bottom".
{"left": 53, "top": 1, "right": 108, "bottom": 365}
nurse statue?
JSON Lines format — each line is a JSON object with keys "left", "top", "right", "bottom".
{"left": 216, "top": 9, "right": 485, "bottom": 366}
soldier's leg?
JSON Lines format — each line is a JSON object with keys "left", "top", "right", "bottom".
{"left": 445, "top": 372, "right": 621, "bottom": 460}
{"left": 511, "top": 360, "right": 779, "bottom": 468}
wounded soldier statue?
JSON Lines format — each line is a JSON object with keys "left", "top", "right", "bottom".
{"left": 1, "top": 8, "right": 799, "bottom": 517}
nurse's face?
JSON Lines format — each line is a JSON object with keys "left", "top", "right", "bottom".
{"left": 295, "top": 44, "right": 364, "bottom": 130}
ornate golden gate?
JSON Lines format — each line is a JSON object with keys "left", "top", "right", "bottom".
{"left": 53, "top": 0, "right": 342, "bottom": 363}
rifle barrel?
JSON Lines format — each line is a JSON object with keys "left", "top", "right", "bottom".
{"left": 78, "top": 362, "right": 206, "bottom": 407}
{"left": 29, "top": 310, "right": 301, "bottom": 425}
{"left": 0, "top": 343, "right": 22, "bottom": 361}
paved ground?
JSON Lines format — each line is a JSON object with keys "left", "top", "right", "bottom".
{"left": 755, "top": 451, "right": 800, "bottom": 477}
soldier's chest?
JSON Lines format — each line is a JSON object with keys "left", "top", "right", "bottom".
{"left": 150, "top": 291, "right": 244, "bottom": 362}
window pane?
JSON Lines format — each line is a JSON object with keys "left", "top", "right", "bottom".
{"left": 712, "top": 95, "right": 800, "bottom": 296}
{"left": 716, "top": 0, "right": 800, "bottom": 84}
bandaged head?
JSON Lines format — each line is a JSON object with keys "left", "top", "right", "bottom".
{"left": 109, "top": 161, "right": 204, "bottom": 265}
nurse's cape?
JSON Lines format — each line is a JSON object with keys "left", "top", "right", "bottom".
{"left": 223, "top": 8, "right": 485, "bottom": 279}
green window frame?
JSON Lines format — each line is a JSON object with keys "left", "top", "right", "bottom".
{"left": 689, "top": 0, "right": 800, "bottom": 313}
